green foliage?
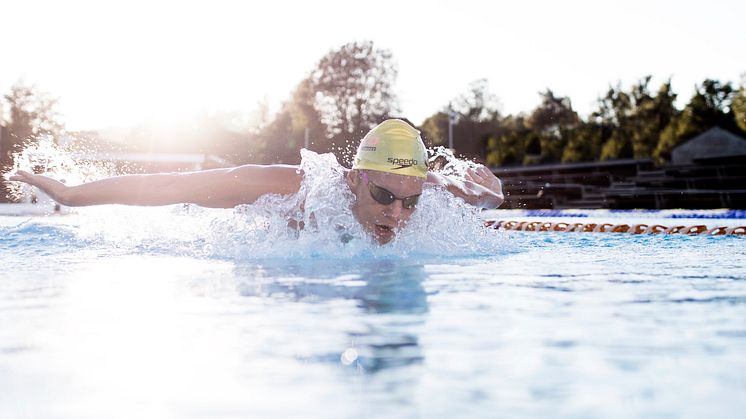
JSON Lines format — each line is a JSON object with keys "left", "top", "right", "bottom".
{"left": 451, "top": 79, "right": 501, "bottom": 123}
{"left": 594, "top": 83, "right": 633, "bottom": 160}
{"left": 654, "top": 79, "right": 738, "bottom": 162}
{"left": 1, "top": 80, "right": 64, "bottom": 143}
{"left": 528, "top": 89, "right": 579, "bottom": 136}
{"left": 444, "top": 80, "right": 503, "bottom": 161}
{"left": 1, "top": 80, "right": 65, "bottom": 175}
{"left": 485, "top": 90, "right": 578, "bottom": 166}
{"left": 473, "top": 76, "right": 746, "bottom": 167}
{"left": 309, "top": 40, "right": 399, "bottom": 163}
{"left": 562, "top": 123, "right": 603, "bottom": 163}
{"left": 630, "top": 80, "right": 677, "bottom": 159}
{"left": 419, "top": 80, "right": 503, "bottom": 161}
{"left": 257, "top": 79, "right": 326, "bottom": 164}
{"left": 0, "top": 81, "right": 65, "bottom": 202}
{"left": 5, "top": 48, "right": 743, "bottom": 172}
{"left": 255, "top": 41, "right": 399, "bottom": 166}
{"left": 730, "top": 74, "right": 746, "bottom": 133}
{"left": 526, "top": 90, "right": 578, "bottom": 163}
{"left": 419, "top": 111, "right": 449, "bottom": 147}
{"left": 588, "top": 77, "right": 678, "bottom": 161}
{"left": 486, "top": 115, "right": 529, "bottom": 166}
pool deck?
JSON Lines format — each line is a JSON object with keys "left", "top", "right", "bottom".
{"left": 0, "top": 203, "right": 68, "bottom": 216}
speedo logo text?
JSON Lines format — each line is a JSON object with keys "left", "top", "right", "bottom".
{"left": 387, "top": 157, "right": 418, "bottom": 168}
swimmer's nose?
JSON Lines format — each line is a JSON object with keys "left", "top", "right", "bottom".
{"left": 385, "top": 199, "right": 404, "bottom": 220}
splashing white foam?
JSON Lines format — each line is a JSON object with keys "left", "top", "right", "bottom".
{"left": 7, "top": 145, "right": 510, "bottom": 260}
{"left": 3, "top": 136, "right": 116, "bottom": 201}
{"left": 427, "top": 146, "right": 479, "bottom": 178}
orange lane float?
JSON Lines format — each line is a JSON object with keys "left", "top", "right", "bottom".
{"left": 485, "top": 220, "right": 746, "bottom": 236}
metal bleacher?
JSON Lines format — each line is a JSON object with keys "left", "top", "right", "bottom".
{"left": 494, "top": 155, "right": 746, "bottom": 209}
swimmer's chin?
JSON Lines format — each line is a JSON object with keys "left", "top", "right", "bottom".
{"left": 372, "top": 224, "right": 396, "bottom": 245}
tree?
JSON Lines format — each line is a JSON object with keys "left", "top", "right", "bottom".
{"left": 589, "top": 77, "right": 678, "bottom": 161}
{"left": 419, "top": 111, "right": 449, "bottom": 147}
{"left": 1, "top": 80, "right": 64, "bottom": 150}
{"left": 451, "top": 79, "right": 501, "bottom": 123}
{"left": 528, "top": 89, "right": 578, "bottom": 136}
{"left": 485, "top": 115, "right": 530, "bottom": 166}
{"left": 309, "top": 40, "right": 400, "bottom": 159}
{"left": 422, "top": 79, "right": 502, "bottom": 162}
{"left": 654, "top": 79, "right": 738, "bottom": 161}
{"left": 1, "top": 81, "right": 65, "bottom": 179}
{"left": 595, "top": 83, "right": 634, "bottom": 160}
{"left": 629, "top": 78, "right": 677, "bottom": 159}
{"left": 1, "top": 81, "right": 65, "bottom": 202}
{"left": 562, "top": 122, "right": 604, "bottom": 163}
{"left": 258, "top": 78, "right": 327, "bottom": 164}
{"left": 526, "top": 89, "right": 579, "bottom": 163}
{"left": 732, "top": 74, "right": 746, "bottom": 133}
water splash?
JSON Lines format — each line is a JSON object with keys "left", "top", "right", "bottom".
{"left": 427, "top": 146, "right": 479, "bottom": 178}
{"left": 5, "top": 145, "right": 509, "bottom": 260}
{"left": 3, "top": 135, "right": 117, "bottom": 201}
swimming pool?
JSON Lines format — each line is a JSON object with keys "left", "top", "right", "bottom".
{"left": 1, "top": 207, "right": 745, "bottom": 418}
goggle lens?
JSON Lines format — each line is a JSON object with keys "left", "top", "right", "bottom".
{"left": 363, "top": 173, "right": 420, "bottom": 209}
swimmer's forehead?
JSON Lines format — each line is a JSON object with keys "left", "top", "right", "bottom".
{"left": 361, "top": 169, "right": 425, "bottom": 191}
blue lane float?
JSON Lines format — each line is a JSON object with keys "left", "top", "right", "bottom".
{"left": 493, "top": 209, "right": 746, "bottom": 219}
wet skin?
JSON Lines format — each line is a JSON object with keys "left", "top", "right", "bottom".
{"left": 345, "top": 169, "right": 425, "bottom": 245}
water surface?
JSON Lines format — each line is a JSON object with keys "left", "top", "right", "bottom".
{"left": 1, "top": 212, "right": 745, "bottom": 418}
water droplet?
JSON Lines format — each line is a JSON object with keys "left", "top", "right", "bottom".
{"left": 340, "top": 348, "right": 358, "bottom": 365}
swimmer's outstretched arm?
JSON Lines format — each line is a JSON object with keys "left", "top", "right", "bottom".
{"left": 9, "top": 165, "right": 304, "bottom": 208}
{"left": 427, "top": 165, "right": 504, "bottom": 209}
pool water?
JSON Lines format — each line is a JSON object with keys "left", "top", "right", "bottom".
{"left": 1, "top": 209, "right": 745, "bottom": 419}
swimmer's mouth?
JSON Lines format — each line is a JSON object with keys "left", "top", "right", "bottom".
{"left": 375, "top": 224, "right": 394, "bottom": 234}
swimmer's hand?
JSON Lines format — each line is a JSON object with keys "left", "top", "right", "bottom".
{"left": 427, "top": 164, "right": 504, "bottom": 209}
{"left": 464, "top": 165, "right": 503, "bottom": 199}
{"left": 9, "top": 170, "right": 73, "bottom": 205}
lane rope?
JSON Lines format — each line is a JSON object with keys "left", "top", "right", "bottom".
{"left": 484, "top": 220, "right": 746, "bottom": 235}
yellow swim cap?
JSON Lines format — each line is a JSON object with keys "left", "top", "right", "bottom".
{"left": 352, "top": 119, "right": 429, "bottom": 178}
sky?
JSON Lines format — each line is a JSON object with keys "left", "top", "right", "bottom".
{"left": 1, "top": 0, "right": 744, "bottom": 132}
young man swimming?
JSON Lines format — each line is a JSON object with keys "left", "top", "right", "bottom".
{"left": 10, "top": 119, "right": 504, "bottom": 244}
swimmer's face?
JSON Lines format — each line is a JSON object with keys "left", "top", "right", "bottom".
{"left": 346, "top": 169, "right": 425, "bottom": 245}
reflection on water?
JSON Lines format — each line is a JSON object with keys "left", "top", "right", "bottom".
{"left": 1, "top": 216, "right": 746, "bottom": 418}
{"left": 234, "top": 260, "right": 429, "bottom": 374}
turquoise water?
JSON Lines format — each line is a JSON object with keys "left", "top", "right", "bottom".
{"left": 1, "top": 210, "right": 745, "bottom": 419}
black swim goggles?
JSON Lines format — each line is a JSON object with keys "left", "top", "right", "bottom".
{"left": 360, "top": 171, "right": 420, "bottom": 209}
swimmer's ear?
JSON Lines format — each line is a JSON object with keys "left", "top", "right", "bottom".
{"left": 345, "top": 169, "right": 359, "bottom": 189}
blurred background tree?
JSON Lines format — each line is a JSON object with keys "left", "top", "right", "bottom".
{"left": 595, "top": 83, "right": 634, "bottom": 161}
{"left": 629, "top": 78, "right": 677, "bottom": 159}
{"left": 420, "top": 79, "right": 502, "bottom": 161}
{"left": 485, "top": 115, "right": 530, "bottom": 166}
{"left": 1, "top": 80, "right": 65, "bottom": 162}
{"left": 419, "top": 111, "right": 450, "bottom": 148}
{"left": 654, "top": 79, "right": 739, "bottom": 161}
{"left": 591, "top": 77, "right": 679, "bottom": 161}
{"left": 734, "top": 74, "right": 746, "bottom": 133}
{"left": 524, "top": 89, "right": 579, "bottom": 164}
{"left": 256, "top": 79, "right": 325, "bottom": 164}
{"left": 561, "top": 121, "right": 604, "bottom": 163}
{"left": 2, "top": 52, "right": 744, "bottom": 174}
{"left": 308, "top": 41, "right": 399, "bottom": 165}
{"left": 1, "top": 80, "right": 65, "bottom": 201}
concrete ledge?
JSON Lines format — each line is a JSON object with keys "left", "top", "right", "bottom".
{"left": 0, "top": 203, "right": 69, "bottom": 216}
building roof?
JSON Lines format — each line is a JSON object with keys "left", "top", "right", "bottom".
{"left": 672, "top": 127, "right": 746, "bottom": 164}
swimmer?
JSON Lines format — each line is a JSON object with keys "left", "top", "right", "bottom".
{"left": 10, "top": 119, "right": 504, "bottom": 244}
